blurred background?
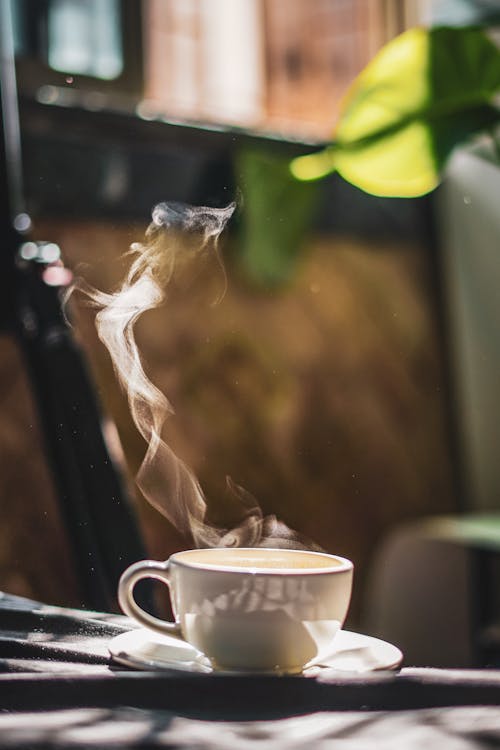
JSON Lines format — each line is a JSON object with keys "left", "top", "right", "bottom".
{"left": 1, "top": 0, "right": 500, "bottom": 668}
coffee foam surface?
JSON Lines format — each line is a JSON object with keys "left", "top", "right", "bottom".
{"left": 176, "top": 548, "right": 344, "bottom": 570}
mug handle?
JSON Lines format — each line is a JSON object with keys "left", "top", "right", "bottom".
{"left": 118, "top": 559, "right": 182, "bottom": 637}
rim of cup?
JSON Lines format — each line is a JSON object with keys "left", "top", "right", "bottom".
{"left": 169, "top": 547, "right": 354, "bottom": 575}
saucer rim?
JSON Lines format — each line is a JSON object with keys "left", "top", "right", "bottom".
{"left": 109, "top": 627, "right": 403, "bottom": 676}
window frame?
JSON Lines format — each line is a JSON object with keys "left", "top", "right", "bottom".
{"left": 13, "top": 0, "right": 143, "bottom": 101}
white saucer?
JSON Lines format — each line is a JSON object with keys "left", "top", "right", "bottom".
{"left": 109, "top": 628, "right": 403, "bottom": 676}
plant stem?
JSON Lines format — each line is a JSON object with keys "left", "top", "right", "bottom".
{"left": 490, "top": 128, "right": 500, "bottom": 163}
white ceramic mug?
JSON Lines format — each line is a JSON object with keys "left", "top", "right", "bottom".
{"left": 118, "top": 547, "right": 353, "bottom": 673}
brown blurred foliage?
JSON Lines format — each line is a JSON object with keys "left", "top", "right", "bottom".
{"left": 0, "top": 220, "right": 455, "bottom": 623}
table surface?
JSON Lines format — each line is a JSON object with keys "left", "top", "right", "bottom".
{"left": 1, "top": 591, "right": 500, "bottom": 748}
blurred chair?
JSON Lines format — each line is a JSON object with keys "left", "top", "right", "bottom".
{"left": 363, "top": 515, "right": 500, "bottom": 668}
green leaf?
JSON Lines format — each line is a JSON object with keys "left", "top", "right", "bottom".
{"left": 237, "top": 147, "right": 317, "bottom": 287}
{"left": 291, "top": 26, "right": 500, "bottom": 197}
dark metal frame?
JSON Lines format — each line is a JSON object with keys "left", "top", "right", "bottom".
{"left": 0, "top": 0, "right": 149, "bottom": 612}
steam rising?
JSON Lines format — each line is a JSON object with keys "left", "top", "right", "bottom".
{"left": 80, "top": 201, "right": 319, "bottom": 550}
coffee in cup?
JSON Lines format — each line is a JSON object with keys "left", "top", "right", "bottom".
{"left": 118, "top": 547, "right": 353, "bottom": 673}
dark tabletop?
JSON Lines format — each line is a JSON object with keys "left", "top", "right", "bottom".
{"left": 1, "top": 591, "right": 500, "bottom": 748}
